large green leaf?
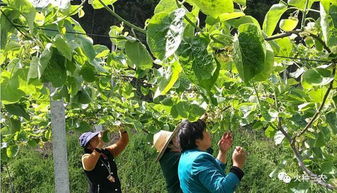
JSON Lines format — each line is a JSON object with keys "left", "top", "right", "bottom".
{"left": 320, "top": 4, "right": 337, "bottom": 53}
{"left": 170, "top": 101, "right": 205, "bottom": 121}
{"left": 165, "top": 9, "right": 186, "bottom": 59}
{"left": 301, "top": 68, "right": 333, "bottom": 88}
{"left": 41, "top": 49, "right": 67, "bottom": 87}
{"left": 76, "top": 87, "right": 92, "bottom": 104}
{"left": 226, "top": 16, "right": 260, "bottom": 28}
{"left": 80, "top": 63, "right": 96, "bottom": 82}
{"left": 5, "top": 103, "right": 30, "bottom": 120}
{"left": 234, "top": 23, "right": 266, "bottom": 83}
{"left": 125, "top": 39, "right": 153, "bottom": 70}
{"left": 288, "top": 0, "right": 316, "bottom": 10}
{"left": 186, "top": 0, "right": 234, "bottom": 17}
{"left": 279, "top": 17, "right": 299, "bottom": 31}
{"left": 154, "top": 0, "right": 178, "bottom": 14}
{"left": 326, "top": 112, "right": 337, "bottom": 134}
{"left": 0, "top": 9, "right": 19, "bottom": 49}
{"left": 263, "top": 3, "right": 288, "bottom": 36}
{"left": 76, "top": 36, "right": 96, "bottom": 61}
{"left": 7, "top": 0, "right": 35, "bottom": 29}
{"left": 28, "top": 43, "right": 52, "bottom": 80}
{"left": 177, "top": 37, "right": 218, "bottom": 90}
{"left": 8, "top": 118, "right": 21, "bottom": 132}
{"left": 154, "top": 61, "right": 182, "bottom": 98}
{"left": 275, "top": 37, "right": 293, "bottom": 57}
{"left": 218, "top": 12, "right": 245, "bottom": 21}
{"left": 6, "top": 145, "right": 18, "bottom": 158}
{"left": 1, "top": 72, "right": 26, "bottom": 104}
{"left": 146, "top": 8, "right": 186, "bottom": 60}
{"left": 89, "top": 0, "right": 117, "bottom": 9}
{"left": 54, "top": 34, "right": 73, "bottom": 60}
{"left": 253, "top": 42, "right": 274, "bottom": 81}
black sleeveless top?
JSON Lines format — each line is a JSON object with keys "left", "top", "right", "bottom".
{"left": 84, "top": 149, "right": 122, "bottom": 193}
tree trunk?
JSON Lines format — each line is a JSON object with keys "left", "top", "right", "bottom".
{"left": 50, "top": 86, "right": 70, "bottom": 193}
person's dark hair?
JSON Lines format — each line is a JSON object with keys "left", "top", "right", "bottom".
{"left": 178, "top": 119, "right": 206, "bottom": 152}
{"left": 84, "top": 145, "right": 92, "bottom": 153}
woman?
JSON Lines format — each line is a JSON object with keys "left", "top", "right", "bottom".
{"left": 178, "top": 120, "right": 246, "bottom": 193}
{"left": 79, "top": 129, "right": 129, "bottom": 193}
{"left": 153, "top": 116, "right": 212, "bottom": 193}
{"left": 153, "top": 128, "right": 182, "bottom": 193}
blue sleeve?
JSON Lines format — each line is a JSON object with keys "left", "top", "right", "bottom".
{"left": 215, "top": 159, "right": 226, "bottom": 171}
{"left": 192, "top": 154, "right": 240, "bottom": 193}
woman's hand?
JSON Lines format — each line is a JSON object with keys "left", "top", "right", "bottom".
{"left": 96, "top": 132, "right": 105, "bottom": 149}
{"left": 232, "top": 146, "right": 246, "bottom": 169}
{"left": 218, "top": 132, "right": 233, "bottom": 153}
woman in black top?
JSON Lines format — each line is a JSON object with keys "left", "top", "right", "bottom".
{"left": 79, "top": 129, "right": 129, "bottom": 193}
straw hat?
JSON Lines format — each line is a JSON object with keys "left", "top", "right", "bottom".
{"left": 153, "top": 126, "right": 180, "bottom": 161}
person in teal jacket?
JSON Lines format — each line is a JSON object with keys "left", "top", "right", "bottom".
{"left": 178, "top": 119, "right": 246, "bottom": 193}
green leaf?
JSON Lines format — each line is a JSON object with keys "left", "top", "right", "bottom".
{"left": 1, "top": 72, "right": 25, "bottom": 104}
{"left": 41, "top": 49, "right": 67, "bottom": 87}
{"left": 234, "top": 23, "right": 266, "bottom": 83}
{"left": 279, "top": 17, "right": 299, "bottom": 31}
{"left": 76, "top": 87, "right": 92, "bottom": 104}
{"left": 165, "top": 9, "right": 186, "bottom": 59}
{"left": 6, "top": 145, "right": 18, "bottom": 158}
{"left": 218, "top": 12, "right": 245, "bottom": 21}
{"left": 301, "top": 68, "right": 333, "bottom": 88}
{"left": 94, "top": 45, "right": 110, "bottom": 58}
{"left": 27, "top": 57, "right": 40, "bottom": 80}
{"left": 146, "top": 8, "right": 186, "bottom": 60}
{"left": 76, "top": 121, "right": 92, "bottom": 132}
{"left": 263, "top": 3, "right": 288, "bottom": 36}
{"left": 177, "top": 37, "right": 218, "bottom": 90}
{"left": 8, "top": 0, "right": 35, "bottom": 29}
{"left": 186, "top": 0, "right": 234, "bottom": 17}
{"left": 5, "top": 103, "right": 30, "bottom": 120}
{"left": 320, "top": 4, "right": 337, "bottom": 53}
{"left": 76, "top": 36, "right": 96, "bottom": 61}
{"left": 102, "top": 130, "right": 110, "bottom": 143}
{"left": 8, "top": 118, "right": 21, "bottom": 132}
{"left": 308, "top": 87, "right": 327, "bottom": 102}
{"left": 275, "top": 37, "right": 293, "bottom": 57}
{"left": 288, "top": 0, "right": 315, "bottom": 10}
{"left": 226, "top": 16, "right": 260, "bottom": 28}
{"left": 170, "top": 101, "right": 205, "bottom": 121}
{"left": 89, "top": 0, "right": 117, "bottom": 9}
{"left": 155, "top": 61, "right": 182, "bottom": 98}
{"left": 154, "top": 0, "right": 178, "bottom": 14}
{"left": 54, "top": 34, "right": 73, "bottom": 60}
{"left": 253, "top": 42, "right": 274, "bottom": 81}
{"left": 68, "top": 76, "right": 82, "bottom": 96}
{"left": 28, "top": 44, "right": 52, "bottom": 81}
{"left": 0, "top": 9, "right": 19, "bottom": 49}
{"left": 80, "top": 63, "right": 96, "bottom": 82}
{"left": 125, "top": 39, "right": 153, "bottom": 70}
{"left": 315, "top": 131, "right": 325, "bottom": 147}
{"left": 109, "top": 25, "right": 126, "bottom": 48}
{"left": 326, "top": 112, "right": 337, "bottom": 134}
{"left": 265, "top": 126, "right": 277, "bottom": 138}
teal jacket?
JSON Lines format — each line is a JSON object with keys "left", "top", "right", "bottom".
{"left": 178, "top": 149, "right": 241, "bottom": 193}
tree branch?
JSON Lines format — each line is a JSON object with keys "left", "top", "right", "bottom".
{"left": 265, "top": 30, "right": 302, "bottom": 41}
{"left": 272, "top": 119, "right": 337, "bottom": 190}
{"left": 271, "top": 88, "right": 336, "bottom": 190}
{"left": 98, "top": 0, "right": 146, "bottom": 34}
{"left": 293, "top": 64, "right": 336, "bottom": 141}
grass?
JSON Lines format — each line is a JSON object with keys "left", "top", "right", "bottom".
{"left": 1, "top": 128, "right": 332, "bottom": 193}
